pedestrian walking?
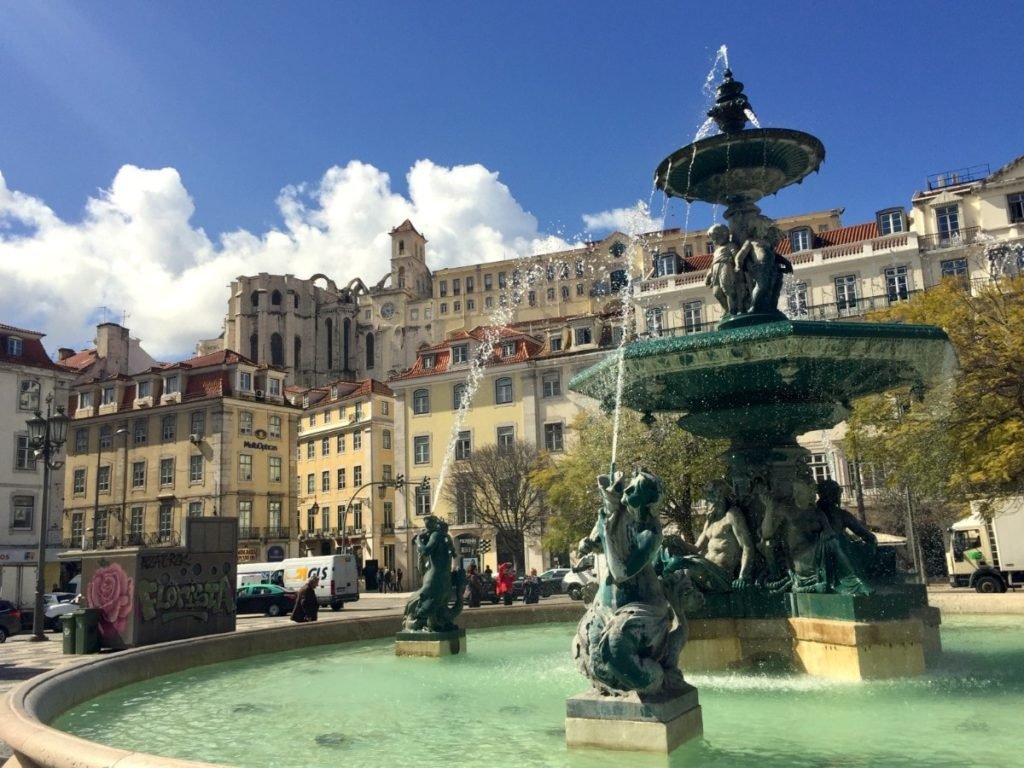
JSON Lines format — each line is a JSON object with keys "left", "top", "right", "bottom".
{"left": 465, "top": 562, "right": 482, "bottom": 608}
{"left": 497, "top": 562, "right": 515, "bottom": 606}
{"left": 396, "top": 567, "right": 404, "bottom": 591}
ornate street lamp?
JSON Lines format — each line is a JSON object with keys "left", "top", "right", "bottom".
{"left": 26, "top": 394, "right": 69, "bottom": 642}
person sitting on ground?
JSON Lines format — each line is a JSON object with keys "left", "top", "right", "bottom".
{"left": 290, "top": 574, "right": 320, "bottom": 623}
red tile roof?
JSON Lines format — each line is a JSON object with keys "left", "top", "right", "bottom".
{"left": 776, "top": 222, "right": 879, "bottom": 255}
{"left": 393, "top": 326, "right": 544, "bottom": 380}
{"left": 156, "top": 349, "right": 250, "bottom": 371}
{"left": 0, "top": 324, "right": 61, "bottom": 371}
{"left": 185, "top": 371, "right": 227, "bottom": 399}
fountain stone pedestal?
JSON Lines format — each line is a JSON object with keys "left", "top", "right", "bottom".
{"left": 566, "top": 686, "right": 703, "bottom": 753}
{"left": 394, "top": 628, "right": 466, "bottom": 657}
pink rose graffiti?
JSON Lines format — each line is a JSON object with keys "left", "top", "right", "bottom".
{"left": 87, "top": 563, "right": 135, "bottom": 642}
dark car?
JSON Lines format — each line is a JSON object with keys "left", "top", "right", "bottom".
{"left": 235, "top": 584, "right": 297, "bottom": 617}
{"left": 511, "top": 568, "right": 570, "bottom": 600}
{"left": 0, "top": 599, "right": 22, "bottom": 642}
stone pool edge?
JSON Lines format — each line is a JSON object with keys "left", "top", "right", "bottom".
{"left": 1, "top": 602, "right": 586, "bottom": 768}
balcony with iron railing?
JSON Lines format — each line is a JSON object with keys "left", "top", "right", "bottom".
{"left": 636, "top": 233, "right": 918, "bottom": 298}
{"left": 917, "top": 226, "right": 981, "bottom": 252}
{"left": 65, "top": 529, "right": 181, "bottom": 551}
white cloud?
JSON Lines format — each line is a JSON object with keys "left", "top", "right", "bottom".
{"left": 0, "top": 160, "right": 586, "bottom": 360}
{"left": 581, "top": 201, "right": 663, "bottom": 236}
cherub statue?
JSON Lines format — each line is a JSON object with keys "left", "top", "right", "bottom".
{"left": 704, "top": 223, "right": 748, "bottom": 315}
{"left": 731, "top": 207, "right": 793, "bottom": 314}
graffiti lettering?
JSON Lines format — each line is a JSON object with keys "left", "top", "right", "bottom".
{"left": 140, "top": 552, "right": 191, "bottom": 570}
{"left": 138, "top": 575, "right": 235, "bottom": 623}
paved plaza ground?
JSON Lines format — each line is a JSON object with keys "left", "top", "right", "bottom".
{"left": 2, "top": 588, "right": 1021, "bottom": 765}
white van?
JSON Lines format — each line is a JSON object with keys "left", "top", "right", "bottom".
{"left": 236, "top": 562, "right": 285, "bottom": 589}
{"left": 281, "top": 554, "right": 360, "bottom": 610}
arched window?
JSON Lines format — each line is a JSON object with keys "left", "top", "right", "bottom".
{"left": 294, "top": 336, "right": 302, "bottom": 369}
{"left": 249, "top": 333, "right": 259, "bottom": 362}
{"left": 398, "top": 266, "right": 406, "bottom": 289}
{"left": 293, "top": 293, "right": 299, "bottom": 309}
{"left": 250, "top": 291, "right": 260, "bottom": 307}
{"left": 495, "top": 377, "right": 513, "bottom": 405}
{"left": 413, "top": 388, "right": 430, "bottom": 415}
{"left": 270, "top": 333, "right": 284, "bottom": 367}
{"left": 399, "top": 239, "right": 405, "bottom": 254}
{"left": 271, "top": 289, "right": 282, "bottom": 306}
{"left": 365, "top": 332, "right": 375, "bottom": 369}
{"left": 453, "top": 383, "right": 468, "bottom": 410}
{"left": 325, "top": 319, "right": 334, "bottom": 369}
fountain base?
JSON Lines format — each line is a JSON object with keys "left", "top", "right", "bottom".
{"left": 395, "top": 628, "right": 466, "bottom": 657}
{"left": 682, "top": 606, "right": 939, "bottom": 681}
{"left": 565, "top": 686, "right": 703, "bottom": 753}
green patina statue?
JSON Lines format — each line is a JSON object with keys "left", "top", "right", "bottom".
{"left": 573, "top": 468, "right": 698, "bottom": 696}
{"left": 402, "top": 515, "right": 464, "bottom": 632}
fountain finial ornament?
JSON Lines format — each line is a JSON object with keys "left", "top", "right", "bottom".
{"left": 707, "top": 68, "right": 752, "bottom": 134}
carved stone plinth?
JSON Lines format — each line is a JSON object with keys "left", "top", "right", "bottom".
{"left": 394, "top": 628, "right": 466, "bottom": 657}
{"left": 565, "top": 686, "right": 703, "bottom": 753}
{"left": 682, "top": 612, "right": 932, "bottom": 680}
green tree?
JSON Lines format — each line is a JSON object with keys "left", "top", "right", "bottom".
{"left": 848, "top": 275, "right": 1024, "bottom": 499}
{"left": 535, "top": 410, "right": 727, "bottom": 554}
{"left": 442, "top": 440, "right": 551, "bottom": 573}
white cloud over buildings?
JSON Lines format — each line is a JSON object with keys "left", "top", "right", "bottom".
{"left": 0, "top": 160, "right": 637, "bottom": 360}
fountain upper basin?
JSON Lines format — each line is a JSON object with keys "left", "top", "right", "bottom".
{"left": 570, "top": 320, "right": 956, "bottom": 440}
{"left": 654, "top": 128, "right": 825, "bottom": 205}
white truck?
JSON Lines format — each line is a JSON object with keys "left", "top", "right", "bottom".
{"left": 946, "top": 497, "right": 1024, "bottom": 593}
{"left": 236, "top": 562, "right": 284, "bottom": 589}
{"left": 281, "top": 554, "right": 360, "bottom": 610}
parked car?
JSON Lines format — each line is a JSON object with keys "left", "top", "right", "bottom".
{"left": 538, "top": 568, "right": 570, "bottom": 598}
{"left": 0, "top": 599, "right": 22, "bottom": 642}
{"left": 43, "top": 592, "right": 80, "bottom": 632}
{"left": 511, "top": 568, "right": 570, "bottom": 600}
{"left": 235, "top": 584, "right": 297, "bottom": 617}
{"left": 562, "top": 555, "right": 597, "bottom": 601}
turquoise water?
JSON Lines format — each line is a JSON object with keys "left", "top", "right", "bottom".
{"left": 55, "top": 615, "right": 1024, "bottom": 767}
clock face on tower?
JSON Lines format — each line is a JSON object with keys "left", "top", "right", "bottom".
{"left": 381, "top": 302, "right": 396, "bottom": 319}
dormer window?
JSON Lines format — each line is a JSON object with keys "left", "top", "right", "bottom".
{"left": 79, "top": 391, "right": 93, "bottom": 409}
{"left": 422, "top": 354, "right": 435, "bottom": 370}
{"left": 137, "top": 380, "right": 152, "bottom": 398}
{"left": 6, "top": 336, "right": 22, "bottom": 356}
{"left": 452, "top": 345, "right": 469, "bottom": 365}
{"left": 164, "top": 375, "right": 180, "bottom": 394}
{"left": 102, "top": 385, "right": 117, "bottom": 405}
{"left": 239, "top": 371, "right": 252, "bottom": 391}
{"left": 877, "top": 208, "right": 906, "bottom": 235}
{"left": 789, "top": 228, "right": 812, "bottom": 252}
{"left": 330, "top": 385, "right": 338, "bottom": 400}
{"left": 501, "top": 342, "right": 516, "bottom": 357}
{"left": 655, "top": 252, "right": 678, "bottom": 277}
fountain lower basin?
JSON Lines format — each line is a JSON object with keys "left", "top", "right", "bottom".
{"left": 6, "top": 612, "right": 1018, "bottom": 768}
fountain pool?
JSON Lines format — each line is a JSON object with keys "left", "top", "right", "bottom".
{"left": 52, "top": 614, "right": 1022, "bottom": 767}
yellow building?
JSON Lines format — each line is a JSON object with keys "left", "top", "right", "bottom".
{"left": 292, "top": 379, "right": 399, "bottom": 575}
{"left": 61, "top": 350, "right": 299, "bottom": 565}
{"left": 388, "top": 323, "right": 613, "bottom": 579}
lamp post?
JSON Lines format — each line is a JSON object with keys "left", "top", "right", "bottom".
{"left": 26, "top": 394, "right": 69, "bottom": 642}
{"left": 341, "top": 475, "right": 429, "bottom": 555}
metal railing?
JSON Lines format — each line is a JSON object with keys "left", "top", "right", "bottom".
{"left": 917, "top": 227, "right": 981, "bottom": 251}
{"left": 64, "top": 530, "right": 181, "bottom": 550}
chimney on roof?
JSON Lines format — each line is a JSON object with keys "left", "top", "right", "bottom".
{"left": 95, "top": 322, "right": 131, "bottom": 375}
{"left": 57, "top": 347, "right": 75, "bottom": 361}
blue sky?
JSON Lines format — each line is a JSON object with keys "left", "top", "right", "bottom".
{"left": 2, "top": 2, "right": 1022, "bottom": 358}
